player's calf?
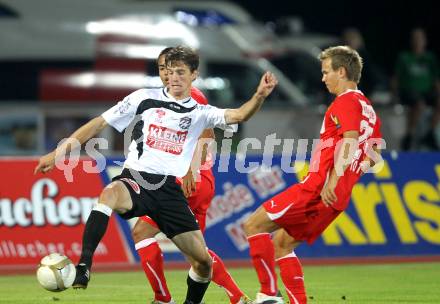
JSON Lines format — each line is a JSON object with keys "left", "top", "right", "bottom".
{"left": 74, "top": 182, "right": 132, "bottom": 288}
{"left": 173, "top": 230, "right": 212, "bottom": 304}
{"left": 132, "top": 217, "right": 160, "bottom": 243}
{"left": 185, "top": 255, "right": 212, "bottom": 303}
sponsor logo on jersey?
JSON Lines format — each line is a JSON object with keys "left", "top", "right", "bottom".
{"left": 114, "top": 99, "right": 131, "bottom": 114}
{"left": 155, "top": 109, "right": 166, "bottom": 118}
{"left": 154, "top": 109, "right": 166, "bottom": 123}
{"left": 169, "top": 104, "right": 181, "bottom": 110}
{"left": 179, "top": 116, "right": 192, "bottom": 130}
{"left": 147, "top": 124, "right": 188, "bottom": 155}
{"left": 330, "top": 114, "right": 340, "bottom": 129}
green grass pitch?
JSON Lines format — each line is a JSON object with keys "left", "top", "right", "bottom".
{"left": 1, "top": 262, "right": 439, "bottom": 303}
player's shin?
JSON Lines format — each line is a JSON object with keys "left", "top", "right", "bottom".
{"left": 73, "top": 204, "right": 112, "bottom": 289}
{"left": 247, "top": 233, "right": 279, "bottom": 296}
{"left": 78, "top": 204, "right": 112, "bottom": 269}
{"left": 135, "top": 238, "right": 172, "bottom": 302}
{"left": 208, "top": 249, "right": 244, "bottom": 303}
{"left": 184, "top": 267, "right": 211, "bottom": 304}
{"left": 277, "top": 252, "right": 307, "bottom": 304}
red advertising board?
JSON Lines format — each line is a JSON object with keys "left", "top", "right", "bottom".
{"left": 0, "top": 159, "right": 132, "bottom": 268}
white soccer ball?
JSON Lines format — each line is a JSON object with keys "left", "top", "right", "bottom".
{"left": 36, "top": 253, "right": 76, "bottom": 292}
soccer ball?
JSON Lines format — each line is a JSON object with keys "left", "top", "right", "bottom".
{"left": 36, "top": 253, "right": 76, "bottom": 292}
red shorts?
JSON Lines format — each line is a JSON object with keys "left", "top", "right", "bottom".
{"left": 263, "top": 184, "right": 341, "bottom": 244}
{"left": 140, "top": 171, "right": 215, "bottom": 233}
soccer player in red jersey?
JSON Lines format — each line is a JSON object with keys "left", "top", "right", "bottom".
{"left": 131, "top": 47, "right": 251, "bottom": 304}
{"left": 243, "top": 46, "right": 383, "bottom": 304}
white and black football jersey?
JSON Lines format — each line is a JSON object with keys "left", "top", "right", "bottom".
{"left": 102, "top": 88, "right": 234, "bottom": 177}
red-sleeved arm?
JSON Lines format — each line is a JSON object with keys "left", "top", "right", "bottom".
{"left": 191, "top": 87, "right": 208, "bottom": 105}
{"left": 372, "top": 116, "right": 382, "bottom": 139}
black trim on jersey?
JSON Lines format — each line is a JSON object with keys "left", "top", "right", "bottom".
{"left": 132, "top": 119, "right": 144, "bottom": 158}
{"left": 135, "top": 98, "right": 196, "bottom": 115}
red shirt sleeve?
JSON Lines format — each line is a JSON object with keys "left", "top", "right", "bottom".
{"left": 190, "top": 87, "right": 208, "bottom": 105}
{"left": 372, "top": 116, "right": 382, "bottom": 139}
{"left": 331, "top": 95, "right": 362, "bottom": 135}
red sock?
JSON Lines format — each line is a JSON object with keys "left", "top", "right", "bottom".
{"left": 136, "top": 239, "right": 172, "bottom": 303}
{"left": 277, "top": 253, "right": 307, "bottom": 304}
{"left": 247, "top": 233, "right": 278, "bottom": 296}
{"left": 208, "top": 249, "right": 244, "bottom": 303}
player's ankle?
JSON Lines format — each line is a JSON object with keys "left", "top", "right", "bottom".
{"left": 155, "top": 296, "right": 172, "bottom": 303}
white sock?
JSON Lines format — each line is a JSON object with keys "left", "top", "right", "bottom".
{"left": 93, "top": 203, "right": 113, "bottom": 216}
{"left": 188, "top": 267, "right": 210, "bottom": 283}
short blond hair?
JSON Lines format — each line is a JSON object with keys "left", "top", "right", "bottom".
{"left": 319, "top": 46, "right": 363, "bottom": 83}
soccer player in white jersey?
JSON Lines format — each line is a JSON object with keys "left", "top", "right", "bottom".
{"left": 131, "top": 47, "right": 252, "bottom": 304}
{"left": 34, "top": 46, "right": 278, "bottom": 304}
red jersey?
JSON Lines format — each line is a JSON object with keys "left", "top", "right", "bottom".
{"left": 302, "top": 90, "right": 382, "bottom": 210}
{"left": 190, "top": 87, "right": 214, "bottom": 180}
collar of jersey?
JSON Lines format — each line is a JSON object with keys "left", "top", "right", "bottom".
{"left": 338, "top": 88, "right": 363, "bottom": 97}
{"left": 162, "top": 87, "right": 194, "bottom": 105}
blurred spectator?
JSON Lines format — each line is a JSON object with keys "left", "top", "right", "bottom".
{"left": 12, "top": 124, "right": 36, "bottom": 151}
{"left": 342, "top": 27, "right": 386, "bottom": 95}
{"left": 392, "top": 28, "right": 440, "bottom": 150}
{"left": 0, "top": 117, "right": 37, "bottom": 155}
{"left": 45, "top": 117, "right": 89, "bottom": 151}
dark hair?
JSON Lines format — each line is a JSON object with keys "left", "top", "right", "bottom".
{"left": 165, "top": 45, "right": 199, "bottom": 72}
{"left": 319, "top": 46, "right": 363, "bottom": 83}
{"left": 157, "top": 47, "right": 174, "bottom": 65}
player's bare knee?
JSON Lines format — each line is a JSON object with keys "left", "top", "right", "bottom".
{"left": 191, "top": 254, "right": 212, "bottom": 276}
{"left": 243, "top": 215, "right": 262, "bottom": 236}
{"left": 244, "top": 207, "right": 274, "bottom": 236}
{"left": 243, "top": 218, "right": 253, "bottom": 236}
{"left": 99, "top": 184, "right": 119, "bottom": 209}
{"left": 273, "top": 233, "right": 301, "bottom": 259}
{"left": 100, "top": 181, "right": 131, "bottom": 212}
{"left": 274, "top": 240, "right": 292, "bottom": 259}
{"left": 131, "top": 225, "right": 145, "bottom": 243}
{"left": 200, "top": 250, "right": 213, "bottom": 267}
{"left": 131, "top": 221, "right": 158, "bottom": 243}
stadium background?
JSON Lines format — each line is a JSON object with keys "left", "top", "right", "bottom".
{"left": 237, "top": 0, "right": 440, "bottom": 76}
{"left": 0, "top": 0, "right": 439, "bottom": 302}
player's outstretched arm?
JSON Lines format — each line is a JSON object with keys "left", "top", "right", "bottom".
{"left": 34, "top": 116, "right": 108, "bottom": 174}
{"left": 224, "top": 71, "right": 278, "bottom": 124}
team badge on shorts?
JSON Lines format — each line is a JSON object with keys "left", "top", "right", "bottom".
{"left": 120, "top": 178, "right": 141, "bottom": 194}
{"left": 179, "top": 117, "right": 192, "bottom": 130}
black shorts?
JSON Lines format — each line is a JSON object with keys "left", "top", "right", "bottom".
{"left": 112, "top": 168, "right": 199, "bottom": 239}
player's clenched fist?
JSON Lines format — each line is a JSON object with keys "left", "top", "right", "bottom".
{"left": 256, "top": 72, "right": 278, "bottom": 98}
